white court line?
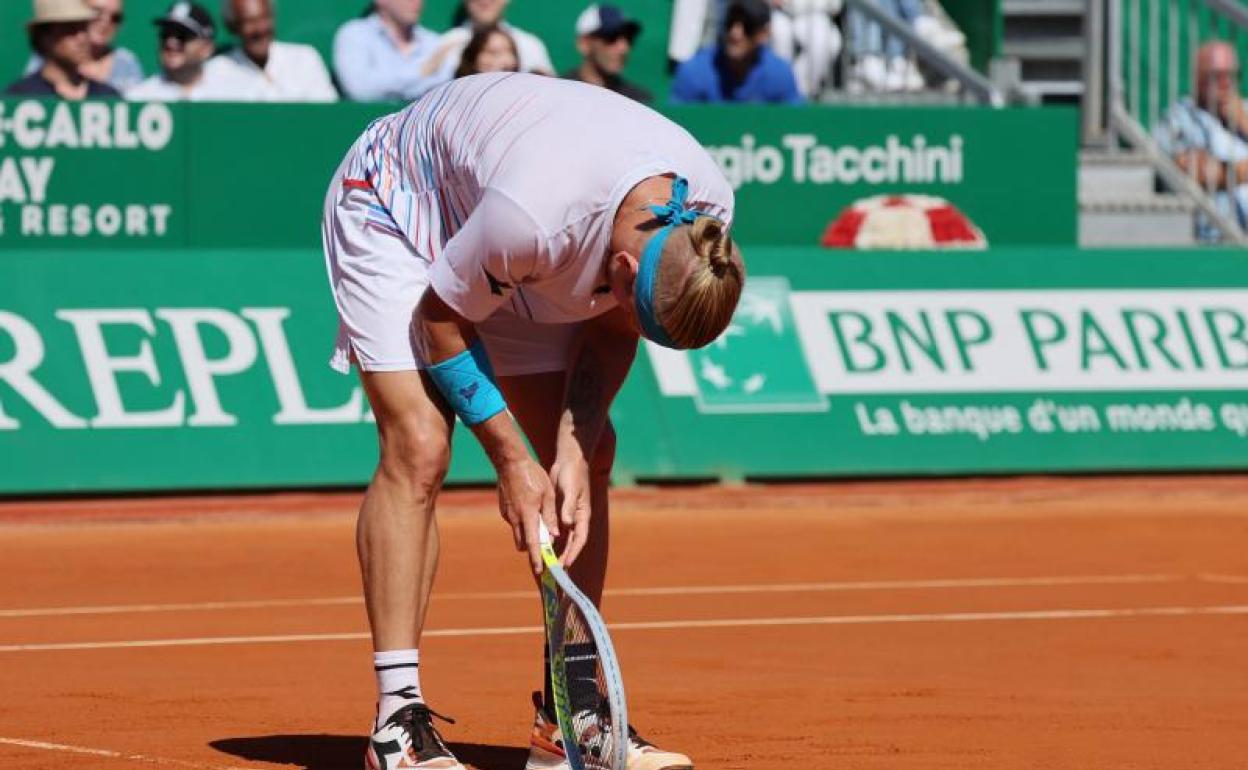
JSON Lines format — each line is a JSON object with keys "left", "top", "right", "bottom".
{"left": 0, "top": 736, "right": 250, "bottom": 769}
{"left": 1202, "top": 573, "right": 1248, "bottom": 584}
{"left": 2, "top": 604, "right": 1247, "bottom": 653}
{"left": 0, "top": 573, "right": 1212, "bottom": 619}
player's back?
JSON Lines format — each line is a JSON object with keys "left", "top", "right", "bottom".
{"left": 361, "top": 72, "right": 731, "bottom": 252}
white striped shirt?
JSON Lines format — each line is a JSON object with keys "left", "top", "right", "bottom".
{"left": 343, "top": 72, "right": 734, "bottom": 324}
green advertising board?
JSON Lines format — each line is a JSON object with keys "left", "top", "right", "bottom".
{"left": 0, "top": 100, "right": 1076, "bottom": 250}
{"left": 3, "top": 246, "right": 1247, "bottom": 495}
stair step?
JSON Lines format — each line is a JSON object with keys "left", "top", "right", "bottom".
{"left": 1080, "top": 151, "right": 1157, "bottom": 198}
{"left": 1003, "top": 0, "right": 1086, "bottom": 16}
{"left": 1022, "top": 79, "right": 1085, "bottom": 97}
{"left": 1080, "top": 197, "right": 1196, "bottom": 246}
{"left": 1002, "top": 37, "right": 1085, "bottom": 60}
{"left": 1079, "top": 194, "right": 1195, "bottom": 213}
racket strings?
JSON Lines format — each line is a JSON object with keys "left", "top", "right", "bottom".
{"left": 560, "top": 603, "right": 620, "bottom": 768}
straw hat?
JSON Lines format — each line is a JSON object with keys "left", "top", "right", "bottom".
{"left": 28, "top": 0, "right": 97, "bottom": 27}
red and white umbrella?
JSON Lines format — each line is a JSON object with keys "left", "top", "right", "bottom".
{"left": 821, "top": 194, "right": 988, "bottom": 250}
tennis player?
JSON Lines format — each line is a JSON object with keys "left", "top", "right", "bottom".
{"left": 322, "top": 72, "right": 744, "bottom": 770}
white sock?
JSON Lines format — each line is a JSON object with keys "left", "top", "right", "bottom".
{"left": 374, "top": 649, "right": 421, "bottom": 728}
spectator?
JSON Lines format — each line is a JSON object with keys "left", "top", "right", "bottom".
{"left": 26, "top": 0, "right": 144, "bottom": 91}
{"left": 128, "top": 2, "right": 233, "bottom": 101}
{"left": 7, "top": 0, "right": 121, "bottom": 98}
{"left": 453, "top": 23, "right": 519, "bottom": 77}
{"left": 436, "top": 0, "right": 554, "bottom": 76}
{"left": 670, "top": 0, "right": 802, "bottom": 104}
{"left": 768, "top": 0, "right": 842, "bottom": 98}
{"left": 848, "top": 0, "right": 964, "bottom": 92}
{"left": 1155, "top": 40, "right": 1248, "bottom": 242}
{"left": 563, "top": 4, "right": 652, "bottom": 104}
{"left": 334, "top": 0, "right": 448, "bottom": 101}
{"left": 212, "top": 0, "right": 338, "bottom": 101}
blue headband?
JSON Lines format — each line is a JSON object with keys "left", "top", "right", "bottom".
{"left": 634, "top": 176, "right": 706, "bottom": 349}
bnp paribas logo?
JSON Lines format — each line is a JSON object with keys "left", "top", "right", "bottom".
{"left": 646, "top": 277, "right": 827, "bottom": 414}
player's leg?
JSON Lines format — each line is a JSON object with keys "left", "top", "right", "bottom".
{"left": 496, "top": 372, "right": 692, "bottom": 770}
{"left": 357, "top": 371, "right": 464, "bottom": 770}
{"left": 323, "top": 158, "right": 464, "bottom": 770}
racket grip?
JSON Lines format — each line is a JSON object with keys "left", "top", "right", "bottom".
{"left": 537, "top": 519, "right": 553, "bottom": 546}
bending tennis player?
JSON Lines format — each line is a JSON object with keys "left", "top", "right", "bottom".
{"left": 321, "top": 72, "right": 744, "bottom": 770}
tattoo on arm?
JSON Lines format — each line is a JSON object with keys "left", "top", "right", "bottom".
{"left": 567, "top": 345, "right": 607, "bottom": 434}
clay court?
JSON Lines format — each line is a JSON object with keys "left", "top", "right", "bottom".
{"left": 2, "top": 475, "right": 1247, "bottom": 770}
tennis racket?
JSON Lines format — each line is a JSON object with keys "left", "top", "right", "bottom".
{"left": 537, "top": 520, "right": 628, "bottom": 770}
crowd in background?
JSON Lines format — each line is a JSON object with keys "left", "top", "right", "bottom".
{"left": 7, "top": 0, "right": 967, "bottom": 104}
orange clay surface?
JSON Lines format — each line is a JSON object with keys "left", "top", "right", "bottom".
{"left": 1, "top": 476, "right": 1247, "bottom": 770}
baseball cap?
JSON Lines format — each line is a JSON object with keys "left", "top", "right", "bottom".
{"left": 153, "top": 1, "right": 213, "bottom": 38}
{"left": 575, "top": 4, "right": 641, "bottom": 41}
{"left": 724, "top": 0, "right": 771, "bottom": 34}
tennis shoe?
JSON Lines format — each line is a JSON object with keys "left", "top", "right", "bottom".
{"left": 365, "top": 701, "right": 465, "bottom": 770}
{"left": 525, "top": 692, "right": 693, "bottom": 770}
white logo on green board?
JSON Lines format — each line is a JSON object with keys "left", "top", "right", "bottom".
{"left": 648, "top": 277, "right": 827, "bottom": 414}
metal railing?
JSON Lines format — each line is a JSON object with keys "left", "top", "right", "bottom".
{"left": 1086, "top": 0, "right": 1248, "bottom": 244}
{"left": 839, "top": 0, "right": 1007, "bottom": 106}
{"left": 668, "top": 0, "right": 1009, "bottom": 106}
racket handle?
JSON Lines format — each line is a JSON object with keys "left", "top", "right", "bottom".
{"left": 537, "top": 519, "right": 553, "bottom": 546}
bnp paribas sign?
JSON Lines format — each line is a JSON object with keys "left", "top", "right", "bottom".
{"left": 3, "top": 246, "right": 1248, "bottom": 493}
{"left": 648, "top": 280, "right": 1248, "bottom": 443}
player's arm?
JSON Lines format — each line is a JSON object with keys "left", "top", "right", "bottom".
{"left": 558, "top": 306, "right": 640, "bottom": 464}
{"left": 416, "top": 288, "right": 556, "bottom": 575}
{"left": 550, "top": 307, "right": 640, "bottom": 566}
{"left": 419, "top": 191, "right": 560, "bottom": 573}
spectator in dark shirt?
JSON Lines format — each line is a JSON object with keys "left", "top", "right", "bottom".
{"left": 7, "top": 0, "right": 121, "bottom": 98}
{"left": 453, "top": 23, "right": 519, "bottom": 77}
{"left": 562, "top": 4, "right": 652, "bottom": 104}
{"left": 670, "top": 0, "right": 802, "bottom": 104}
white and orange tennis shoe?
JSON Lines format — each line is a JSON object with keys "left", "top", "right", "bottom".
{"left": 365, "top": 702, "right": 466, "bottom": 770}
{"left": 524, "top": 693, "right": 693, "bottom": 770}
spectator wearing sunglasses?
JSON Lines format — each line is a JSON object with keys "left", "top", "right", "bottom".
{"left": 562, "top": 4, "right": 651, "bottom": 104}
{"left": 24, "top": 0, "right": 144, "bottom": 91}
{"left": 128, "top": 2, "right": 237, "bottom": 101}
{"left": 8, "top": 0, "right": 121, "bottom": 98}
{"left": 670, "top": 0, "right": 802, "bottom": 104}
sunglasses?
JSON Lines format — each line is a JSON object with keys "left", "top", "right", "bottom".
{"left": 593, "top": 30, "right": 635, "bottom": 45}
{"left": 94, "top": 12, "right": 124, "bottom": 24}
{"left": 160, "top": 28, "right": 197, "bottom": 44}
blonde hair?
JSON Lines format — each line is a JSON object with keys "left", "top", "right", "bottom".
{"left": 655, "top": 217, "right": 745, "bottom": 349}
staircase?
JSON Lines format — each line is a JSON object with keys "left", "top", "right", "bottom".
{"left": 1079, "top": 150, "right": 1197, "bottom": 246}
{"left": 1001, "top": 0, "right": 1086, "bottom": 105}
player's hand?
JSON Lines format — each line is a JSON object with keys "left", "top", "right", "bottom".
{"left": 497, "top": 456, "right": 558, "bottom": 575}
{"left": 550, "top": 457, "right": 591, "bottom": 568}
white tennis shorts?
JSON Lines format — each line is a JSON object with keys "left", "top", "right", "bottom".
{"left": 321, "top": 154, "right": 577, "bottom": 377}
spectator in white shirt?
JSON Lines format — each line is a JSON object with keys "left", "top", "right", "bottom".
{"left": 333, "top": 0, "right": 449, "bottom": 102}
{"left": 434, "top": 0, "right": 553, "bottom": 76}
{"left": 128, "top": 1, "right": 236, "bottom": 101}
{"left": 213, "top": 0, "right": 338, "bottom": 101}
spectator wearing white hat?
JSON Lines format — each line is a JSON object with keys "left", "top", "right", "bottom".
{"left": 210, "top": 0, "right": 338, "bottom": 101}
{"left": 128, "top": 1, "right": 236, "bottom": 101}
{"left": 563, "top": 4, "right": 652, "bottom": 104}
{"left": 7, "top": 0, "right": 121, "bottom": 98}
{"left": 26, "top": 0, "right": 144, "bottom": 91}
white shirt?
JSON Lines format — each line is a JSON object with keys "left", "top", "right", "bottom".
{"left": 124, "top": 58, "right": 242, "bottom": 101}
{"left": 211, "top": 41, "right": 338, "bottom": 102}
{"left": 347, "top": 73, "right": 733, "bottom": 325}
{"left": 438, "top": 22, "right": 554, "bottom": 76}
